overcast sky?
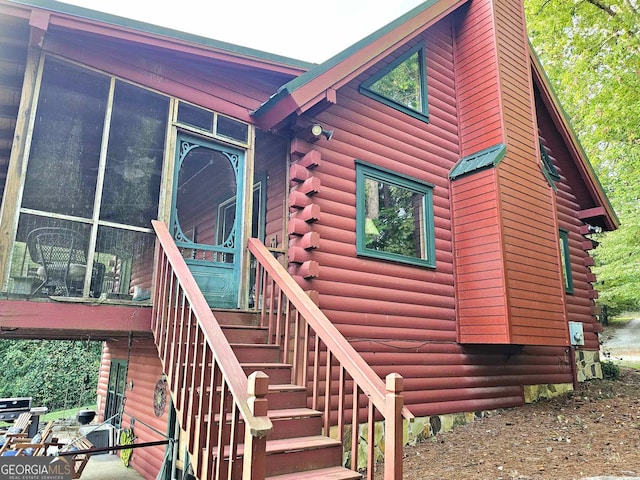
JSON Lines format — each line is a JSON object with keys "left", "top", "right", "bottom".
{"left": 61, "top": 0, "right": 425, "bottom": 63}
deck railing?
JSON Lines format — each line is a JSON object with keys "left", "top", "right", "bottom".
{"left": 151, "top": 221, "right": 272, "bottom": 480}
{"left": 248, "top": 238, "right": 413, "bottom": 480}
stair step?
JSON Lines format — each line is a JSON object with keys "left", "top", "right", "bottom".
{"left": 232, "top": 343, "right": 281, "bottom": 363}
{"left": 221, "top": 325, "right": 268, "bottom": 343}
{"left": 213, "top": 310, "right": 260, "bottom": 326}
{"left": 213, "top": 407, "right": 323, "bottom": 440}
{"left": 264, "top": 435, "right": 344, "bottom": 476}
{"left": 267, "top": 466, "right": 362, "bottom": 480}
{"left": 242, "top": 362, "right": 292, "bottom": 384}
{"left": 213, "top": 435, "right": 343, "bottom": 477}
{"left": 267, "top": 384, "right": 308, "bottom": 410}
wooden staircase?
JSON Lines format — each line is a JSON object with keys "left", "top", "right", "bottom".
{"left": 151, "top": 220, "right": 409, "bottom": 480}
{"left": 212, "top": 311, "right": 361, "bottom": 480}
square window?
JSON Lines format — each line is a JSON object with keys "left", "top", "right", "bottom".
{"left": 359, "top": 43, "right": 429, "bottom": 122}
{"left": 356, "top": 161, "right": 435, "bottom": 267}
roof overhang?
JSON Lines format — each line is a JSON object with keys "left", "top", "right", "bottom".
{"left": 1, "top": 0, "right": 313, "bottom": 77}
{"left": 251, "top": 0, "right": 469, "bottom": 130}
{"left": 529, "top": 47, "right": 619, "bottom": 231}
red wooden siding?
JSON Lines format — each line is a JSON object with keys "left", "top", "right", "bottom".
{"left": 453, "top": 1, "right": 503, "bottom": 156}
{"left": 536, "top": 93, "right": 602, "bottom": 350}
{"left": 255, "top": 131, "right": 288, "bottom": 250}
{"left": 493, "top": 0, "right": 567, "bottom": 346}
{"left": 98, "top": 338, "right": 168, "bottom": 480}
{"left": 452, "top": 168, "right": 508, "bottom": 344}
{"left": 452, "top": 0, "right": 568, "bottom": 346}
{"left": 286, "top": 16, "right": 573, "bottom": 417}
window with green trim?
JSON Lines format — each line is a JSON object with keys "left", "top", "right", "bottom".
{"left": 359, "top": 43, "right": 429, "bottom": 122}
{"left": 356, "top": 161, "right": 435, "bottom": 267}
{"left": 559, "top": 229, "right": 574, "bottom": 294}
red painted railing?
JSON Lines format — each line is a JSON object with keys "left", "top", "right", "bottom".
{"left": 248, "top": 238, "right": 413, "bottom": 480}
{"left": 151, "top": 221, "right": 271, "bottom": 480}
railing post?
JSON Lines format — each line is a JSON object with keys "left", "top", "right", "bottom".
{"left": 243, "top": 371, "right": 269, "bottom": 480}
{"left": 384, "top": 373, "right": 404, "bottom": 480}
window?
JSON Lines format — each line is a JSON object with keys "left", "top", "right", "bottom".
{"left": 559, "top": 229, "right": 573, "bottom": 294}
{"left": 176, "top": 101, "right": 249, "bottom": 145}
{"left": 540, "top": 141, "right": 560, "bottom": 190}
{"left": 356, "top": 160, "right": 435, "bottom": 267}
{"left": 360, "top": 43, "right": 429, "bottom": 122}
{"left": 105, "top": 359, "right": 127, "bottom": 427}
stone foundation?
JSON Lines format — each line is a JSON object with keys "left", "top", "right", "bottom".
{"left": 523, "top": 382, "right": 573, "bottom": 403}
{"left": 334, "top": 410, "right": 490, "bottom": 469}
{"left": 575, "top": 349, "right": 602, "bottom": 382}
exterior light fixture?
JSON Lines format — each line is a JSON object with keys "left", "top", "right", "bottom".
{"left": 310, "top": 123, "right": 334, "bottom": 141}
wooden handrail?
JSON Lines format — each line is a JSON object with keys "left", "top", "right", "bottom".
{"left": 248, "top": 238, "right": 414, "bottom": 422}
{"left": 152, "top": 221, "right": 272, "bottom": 438}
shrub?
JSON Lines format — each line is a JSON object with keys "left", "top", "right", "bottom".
{"left": 601, "top": 360, "right": 620, "bottom": 380}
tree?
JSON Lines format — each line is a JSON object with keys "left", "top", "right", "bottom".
{"left": 0, "top": 339, "right": 102, "bottom": 412}
{"left": 524, "top": 0, "right": 640, "bottom": 316}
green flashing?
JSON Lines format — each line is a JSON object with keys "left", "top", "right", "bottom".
{"left": 449, "top": 143, "right": 506, "bottom": 180}
{"left": 9, "top": 0, "right": 314, "bottom": 71}
{"left": 253, "top": 0, "right": 443, "bottom": 119}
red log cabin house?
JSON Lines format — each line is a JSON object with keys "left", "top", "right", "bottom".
{"left": 0, "top": 0, "right": 618, "bottom": 479}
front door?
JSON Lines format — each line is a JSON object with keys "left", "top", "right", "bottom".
{"left": 170, "top": 133, "right": 245, "bottom": 308}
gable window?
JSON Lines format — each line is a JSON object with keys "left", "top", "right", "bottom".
{"left": 559, "top": 229, "right": 573, "bottom": 294}
{"left": 356, "top": 160, "right": 435, "bottom": 267}
{"left": 540, "top": 141, "right": 560, "bottom": 190}
{"left": 359, "top": 43, "right": 429, "bottom": 122}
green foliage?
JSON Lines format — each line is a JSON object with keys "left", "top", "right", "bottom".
{"left": 525, "top": 0, "right": 640, "bottom": 315}
{"left": 371, "top": 51, "right": 423, "bottom": 111}
{"left": 601, "top": 360, "right": 620, "bottom": 380}
{"left": 0, "top": 339, "right": 102, "bottom": 411}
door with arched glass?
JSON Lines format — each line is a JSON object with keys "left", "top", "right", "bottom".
{"left": 170, "top": 133, "right": 245, "bottom": 308}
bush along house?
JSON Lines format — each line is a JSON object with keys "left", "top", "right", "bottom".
{"left": 0, "top": 0, "right": 618, "bottom": 478}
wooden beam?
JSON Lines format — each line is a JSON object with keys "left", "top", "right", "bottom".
{"left": 577, "top": 206, "right": 606, "bottom": 220}
{"left": 0, "top": 299, "right": 152, "bottom": 333}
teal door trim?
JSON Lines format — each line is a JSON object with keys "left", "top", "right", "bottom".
{"left": 170, "top": 133, "right": 246, "bottom": 308}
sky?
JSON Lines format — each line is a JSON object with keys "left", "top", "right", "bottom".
{"left": 61, "top": 0, "right": 425, "bottom": 63}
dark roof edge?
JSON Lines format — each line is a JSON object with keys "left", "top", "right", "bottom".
{"left": 529, "top": 42, "right": 619, "bottom": 229}
{"left": 7, "top": 0, "right": 315, "bottom": 70}
{"left": 252, "top": 0, "right": 446, "bottom": 119}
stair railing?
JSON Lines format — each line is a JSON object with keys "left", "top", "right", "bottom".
{"left": 152, "top": 221, "right": 272, "bottom": 480}
{"left": 248, "top": 238, "right": 414, "bottom": 480}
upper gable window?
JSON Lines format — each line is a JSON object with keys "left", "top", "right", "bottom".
{"left": 359, "top": 43, "right": 429, "bottom": 122}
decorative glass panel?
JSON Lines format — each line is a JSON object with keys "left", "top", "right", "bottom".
{"left": 100, "top": 81, "right": 168, "bottom": 228}
{"left": 22, "top": 60, "right": 109, "bottom": 217}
